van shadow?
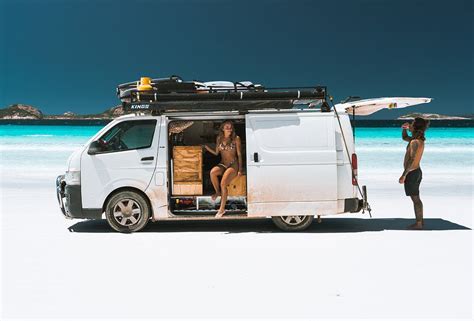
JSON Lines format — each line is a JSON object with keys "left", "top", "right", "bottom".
{"left": 67, "top": 218, "right": 470, "bottom": 234}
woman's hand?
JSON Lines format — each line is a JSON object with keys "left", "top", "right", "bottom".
{"left": 401, "top": 122, "right": 410, "bottom": 129}
{"left": 203, "top": 144, "right": 218, "bottom": 156}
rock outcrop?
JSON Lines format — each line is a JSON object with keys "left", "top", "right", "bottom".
{"left": 0, "top": 104, "right": 44, "bottom": 119}
{"left": 0, "top": 104, "right": 129, "bottom": 120}
{"left": 63, "top": 111, "right": 76, "bottom": 117}
{"left": 79, "top": 105, "right": 126, "bottom": 119}
{"left": 103, "top": 105, "right": 125, "bottom": 117}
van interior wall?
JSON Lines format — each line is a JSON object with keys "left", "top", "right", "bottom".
{"left": 169, "top": 119, "right": 246, "bottom": 196}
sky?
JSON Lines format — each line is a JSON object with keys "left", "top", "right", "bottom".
{"left": 1, "top": 0, "right": 473, "bottom": 119}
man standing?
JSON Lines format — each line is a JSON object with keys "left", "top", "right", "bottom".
{"left": 399, "top": 117, "right": 430, "bottom": 229}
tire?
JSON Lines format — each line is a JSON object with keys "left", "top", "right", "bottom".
{"left": 271, "top": 215, "right": 314, "bottom": 232}
{"left": 105, "top": 190, "right": 150, "bottom": 233}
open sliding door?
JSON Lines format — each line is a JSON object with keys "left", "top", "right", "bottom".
{"left": 245, "top": 112, "right": 338, "bottom": 217}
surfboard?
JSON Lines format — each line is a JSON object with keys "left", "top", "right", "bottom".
{"left": 334, "top": 97, "right": 432, "bottom": 116}
{"left": 196, "top": 81, "right": 263, "bottom": 92}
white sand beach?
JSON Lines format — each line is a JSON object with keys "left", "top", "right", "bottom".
{"left": 1, "top": 160, "right": 472, "bottom": 320}
{"left": 2, "top": 0, "right": 473, "bottom": 318}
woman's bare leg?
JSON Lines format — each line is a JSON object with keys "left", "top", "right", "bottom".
{"left": 210, "top": 166, "right": 223, "bottom": 200}
{"left": 216, "top": 167, "right": 238, "bottom": 217}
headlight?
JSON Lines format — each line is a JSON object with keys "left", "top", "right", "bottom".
{"left": 65, "top": 170, "right": 81, "bottom": 185}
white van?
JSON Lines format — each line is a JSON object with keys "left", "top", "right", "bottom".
{"left": 56, "top": 77, "right": 431, "bottom": 232}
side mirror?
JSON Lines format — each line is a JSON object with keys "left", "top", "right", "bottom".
{"left": 88, "top": 140, "right": 104, "bottom": 155}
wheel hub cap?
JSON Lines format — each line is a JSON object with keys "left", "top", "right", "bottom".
{"left": 113, "top": 199, "right": 142, "bottom": 226}
{"left": 281, "top": 215, "right": 306, "bottom": 225}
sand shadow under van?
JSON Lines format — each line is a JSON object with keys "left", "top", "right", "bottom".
{"left": 67, "top": 218, "right": 470, "bottom": 233}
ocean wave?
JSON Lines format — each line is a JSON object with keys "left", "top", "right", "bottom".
{"left": 0, "top": 145, "right": 81, "bottom": 152}
{"left": 357, "top": 146, "right": 473, "bottom": 153}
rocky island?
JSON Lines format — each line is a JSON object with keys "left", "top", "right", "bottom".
{"left": 0, "top": 104, "right": 127, "bottom": 120}
{"left": 0, "top": 104, "right": 44, "bottom": 119}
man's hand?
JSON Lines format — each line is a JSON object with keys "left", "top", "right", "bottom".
{"left": 399, "top": 176, "right": 406, "bottom": 184}
{"left": 237, "top": 170, "right": 242, "bottom": 176}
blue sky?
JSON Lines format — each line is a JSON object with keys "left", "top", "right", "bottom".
{"left": 1, "top": 0, "right": 472, "bottom": 118}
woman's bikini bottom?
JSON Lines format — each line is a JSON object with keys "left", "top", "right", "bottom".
{"left": 217, "top": 158, "right": 237, "bottom": 171}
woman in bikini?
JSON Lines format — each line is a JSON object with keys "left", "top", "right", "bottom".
{"left": 202, "top": 120, "right": 242, "bottom": 218}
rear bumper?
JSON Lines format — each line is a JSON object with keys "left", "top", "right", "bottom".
{"left": 343, "top": 185, "right": 369, "bottom": 213}
{"left": 56, "top": 175, "right": 102, "bottom": 219}
{"left": 344, "top": 198, "right": 364, "bottom": 213}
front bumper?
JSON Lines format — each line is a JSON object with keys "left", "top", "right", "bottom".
{"left": 56, "top": 175, "right": 102, "bottom": 219}
{"left": 56, "top": 175, "right": 69, "bottom": 218}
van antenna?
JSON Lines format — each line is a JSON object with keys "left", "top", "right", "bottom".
{"left": 352, "top": 106, "right": 355, "bottom": 143}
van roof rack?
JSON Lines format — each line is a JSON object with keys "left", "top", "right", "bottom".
{"left": 117, "top": 76, "right": 329, "bottom": 114}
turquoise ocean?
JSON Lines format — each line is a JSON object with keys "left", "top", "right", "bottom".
{"left": 1, "top": 124, "right": 473, "bottom": 197}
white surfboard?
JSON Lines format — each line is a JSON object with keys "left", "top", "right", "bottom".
{"left": 196, "top": 81, "right": 263, "bottom": 91}
{"left": 334, "top": 97, "right": 432, "bottom": 116}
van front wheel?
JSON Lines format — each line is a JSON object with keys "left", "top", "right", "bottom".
{"left": 105, "top": 191, "right": 150, "bottom": 233}
{"left": 271, "top": 215, "right": 314, "bottom": 231}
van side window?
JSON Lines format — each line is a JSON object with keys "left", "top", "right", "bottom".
{"left": 99, "top": 120, "right": 157, "bottom": 152}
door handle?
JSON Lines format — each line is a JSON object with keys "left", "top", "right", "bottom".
{"left": 253, "top": 152, "right": 259, "bottom": 163}
{"left": 141, "top": 156, "right": 154, "bottom": 161}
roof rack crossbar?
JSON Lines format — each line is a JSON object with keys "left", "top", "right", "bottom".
{"left": 124, "top": 100, "right": 326, "bottom": 115}
{"left": 129, "top": 89, "right": 324, "bottom": 103}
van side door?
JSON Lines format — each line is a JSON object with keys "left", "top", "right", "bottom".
{"left": 245, "top": 112, "right": 337, "bottom": 216}
{"left": 81, "top": 117, "right": 161, "bottom": 210}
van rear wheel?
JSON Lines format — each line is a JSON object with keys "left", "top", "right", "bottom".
{"left": 105, "top": 190, "right": 150, "bottom": 233}
{"left": 271, "top": 215, "right": 314, "bottom": 231}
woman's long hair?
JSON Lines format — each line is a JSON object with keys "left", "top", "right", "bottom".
{"left": 217, "top": 120, "right": 236, "bottom": 144}
{"left": 412, "top": 117, "right": 430, "bottom": 141}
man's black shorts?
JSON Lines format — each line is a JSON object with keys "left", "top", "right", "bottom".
{"left": 404, "top": 168, "right": 422, "bottom": 196}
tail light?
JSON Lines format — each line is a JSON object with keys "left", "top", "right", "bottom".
{"left": 351, "top": 153, "right": 358, "bottom": 185}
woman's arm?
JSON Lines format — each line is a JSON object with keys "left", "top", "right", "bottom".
{"left": 203, "top": 137, "right": 219, "bottom": 156}
{"left": 236, "top": 136, "right": 243, "bottom": 175}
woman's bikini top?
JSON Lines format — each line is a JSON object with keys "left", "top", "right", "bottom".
{"left": 218, "top": 139, "right": 236, "bottom": 152}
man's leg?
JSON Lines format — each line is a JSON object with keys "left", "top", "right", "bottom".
{"left": 409, "top": 195, "right": 423, "bottom": 229}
